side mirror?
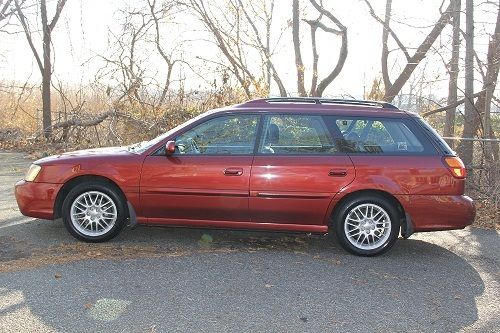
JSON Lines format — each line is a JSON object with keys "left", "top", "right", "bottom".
{"left": 165, "top": 140, "right": 176, "bottom": 155}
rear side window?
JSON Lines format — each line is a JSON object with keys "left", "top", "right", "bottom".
{"left": 258, "top": 115, "right": 337, "bottom": 154}
{"left": 328, "top": 116, "right": 434, "bottom": 154}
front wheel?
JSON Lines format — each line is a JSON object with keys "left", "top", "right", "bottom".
{"left": 333, "top": 195, "right": 400, "bottom": 256}
{"left": 61, "top": 182, "right": 127, "bottom": 242}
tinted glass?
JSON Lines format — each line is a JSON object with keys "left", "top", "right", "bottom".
{"left": 258, "top": 115, "right": 336, "bottom": 154}
{"left": 175, "top": 114, "right": 259, "bottom": 155}
{"left": 332, "top": 117, "right": 427, "bottom": 154}
{"left": 414, "top": 117, "right": 454, "bottom": 155}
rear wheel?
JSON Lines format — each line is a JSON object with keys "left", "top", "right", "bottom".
{"left": 333, "top": 195, "right": 400, "bottom": 256}
{"left": 61, "top": 182, "right": 127, "bottom": 242}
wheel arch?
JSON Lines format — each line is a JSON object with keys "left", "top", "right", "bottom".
{"left": 328, "top": 189, "right": 407, "bottom": 230}
{"left": 53, "top": 175, "right": 128, "bottom": 219}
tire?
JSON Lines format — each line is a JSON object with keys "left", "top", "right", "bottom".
{"left": 61, "top": 181, "right": 127, "bottom": 242}
{"left": 332, "top": 194, "right": 400, "bottom": 256}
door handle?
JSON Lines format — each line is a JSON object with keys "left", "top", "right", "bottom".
{"left": 224, "top": 168, "right": 243, "bottom": 176}
{"left": 329, "top": 169, "right": 347, "bottom": 177}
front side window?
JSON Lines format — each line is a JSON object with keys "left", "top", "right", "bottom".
{"left": 332, "top": 117, "right": 427, "bottom": 154}
{"left": 175, "top": 114, "right": 259, "bottom": 155}
{"left": 258, "top": 115, "right": 336, "bottom": 154}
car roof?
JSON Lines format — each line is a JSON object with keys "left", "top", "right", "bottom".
{"left": 221, "top": 97, "right": 410, "bottom": 118}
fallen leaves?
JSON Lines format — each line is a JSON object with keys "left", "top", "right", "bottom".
{"left": 0, "top": 241, "right": 240, "bottom": 273}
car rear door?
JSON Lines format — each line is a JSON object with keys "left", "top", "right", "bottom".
{"left": 140, "top": 114, "right": 259, "bottom": 223}
{"left": 249, "top": 114, "right": 355, "bottom": 226}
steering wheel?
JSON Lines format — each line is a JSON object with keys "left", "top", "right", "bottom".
{"left": 188, "top": 137, "right": 200, "bottom": 153}
{"left": 176, "top": 137, "right": 200, "bottom": 154}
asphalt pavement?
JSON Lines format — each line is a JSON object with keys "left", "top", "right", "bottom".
{"left": 0, "top": 152, "right": 498, "bottom": 332}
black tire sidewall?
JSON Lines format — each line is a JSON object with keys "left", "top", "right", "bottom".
{"left": 333, "top": 195, "right": 400, "bottom": 256}
{"left": 61, "top": 182, "right": 127, "bottom": 243}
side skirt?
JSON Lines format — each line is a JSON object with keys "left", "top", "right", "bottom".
{"left": 138, "top": 218, "right": 328, "bottom": 234}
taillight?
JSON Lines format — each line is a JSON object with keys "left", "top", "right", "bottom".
{"left": 443, "top": 156, "right": 466, "bottom": 179}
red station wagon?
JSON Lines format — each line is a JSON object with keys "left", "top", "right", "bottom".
{"left": 15, "top": 98, "right": 475, "bottom": 256}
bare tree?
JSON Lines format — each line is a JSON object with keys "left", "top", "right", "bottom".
{"left": 184, "top": 0, "right": 258, "bottom": 98}
{"left": 444, "top": 0, "right": 461, "bottom": 143}
{"left": 292, "top": 0, "right": 348, "bottom": 97}
{"left": 95, "top": 0, "right": 189, "bottom": 130}
{"left": 363, "top": 0, "right": 453, "bottom": 102}
{"left": 237, "top": 0, "right": 287, "bottom": 96}
{"left": 15, "top": 0, "right": 68, "bottom": 139}
{"left": 292, "top": 0, "right": 306, "bottom": 97}
{"left": 184, "top": 0, "right": 286, "bottom": 97}
{"left": 1, "top": 0, "right": 24, "bottom": 44}
{"left": 0, "top": 0, "right": 15, "bottom": 25}
{"left": 471, "top": 1, "right": 500, "bottom": 162}
{"left": 456, "top": 0, "right": 475, "bottom": 165}
{"left": 421, "top": 0, "right": 499, "bottom": 162}
{"left": 96, "top": 6, "right": 154, "bottom": 110}
{"left": 147, "top": 0, "right": 182, "bottom": 106}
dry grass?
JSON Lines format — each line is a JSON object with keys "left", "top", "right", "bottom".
{"left": 467, "top": 160, "right": 500, "bottom": 230}
{"left": 0, "top": 82, "right": 251, "bottom": 157}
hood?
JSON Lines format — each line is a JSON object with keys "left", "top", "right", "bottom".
{"left": 35, "top": 146, "right": 134, "bottom": 165}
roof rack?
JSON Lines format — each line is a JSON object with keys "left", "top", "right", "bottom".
{"left": 241, "top": 97, "right": 399, "bottom": 109}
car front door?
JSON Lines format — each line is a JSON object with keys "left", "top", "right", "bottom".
{"left": 140, "top": 114, "right": 260, "bottom": 224}
{"left": 249, "top": 114, "right": 355, "bottom": 227}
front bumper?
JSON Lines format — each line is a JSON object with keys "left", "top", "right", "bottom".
{"left": 14, "top": 180, "right": 62, "bottom": 220}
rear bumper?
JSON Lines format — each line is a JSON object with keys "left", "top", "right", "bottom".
{"left": 397, "top": 195, "right": 475, "bottom": 232}
{"left": 14, "top": 180, "right": 61, "bottom": 220}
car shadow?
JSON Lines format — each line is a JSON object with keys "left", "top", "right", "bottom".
{"left": 0, "top": 218, "right": 488, "bottom": 332}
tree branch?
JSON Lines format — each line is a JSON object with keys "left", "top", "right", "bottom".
{"left": 309, "top": 0, "right": 348, "bottom": 96}
{"left": 14, "top": 0, "right": 43, "bottom": 73}
{"left": 422, "top": 89, "right": 486, "bottom": 117}
{"left": 48, "top": 0, "right": 67, "bottom": 31}
{"left": 237, "top": 0, "right": 287, "bottom": 96}
{"left": 0, "top": 0, "right": 13, "bottom": 21}
{"left": 362, "top": 0, "right": 411, "bottom": 61}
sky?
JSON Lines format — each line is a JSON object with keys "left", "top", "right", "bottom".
{"left": 0, "top": 0, "right": 497, "bottom": 100}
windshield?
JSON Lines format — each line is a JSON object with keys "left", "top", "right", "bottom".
{"left": 129, "top": 109, "right": 217, "bottom": 154}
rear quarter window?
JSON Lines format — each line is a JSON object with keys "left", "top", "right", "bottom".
{"left": 413, "top": 117, "right": 455, "bottom": 155}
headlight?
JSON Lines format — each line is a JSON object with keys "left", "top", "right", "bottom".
{"left": 25, "top": 164, "right": 41, "bottom": 182}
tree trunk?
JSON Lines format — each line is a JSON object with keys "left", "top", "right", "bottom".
{"left": 457, "top": 0, "right": 475, "bottom": 166}
{"left": 265, "top": 1, "right": 272, "bottom": 94}
{"left": 40, "top": 0, "right": 52, "bottom": 139}
{"left": 292, "top": 0, "right": 307, "bottom": 97}
{"left": 381, "top": 0, "right": 392, "bottom": 92}
{"left": 15, "top": 0, "right": 67, "bottom": 140}
{"left": 478, "top": 3, "right": 500, "bottom": 162}
{"left": 444, "top": 0, "right": 461, "bottom": 147}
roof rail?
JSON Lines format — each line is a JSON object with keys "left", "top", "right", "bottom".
{"left": 242, "top": 97, "right": 399, "bottom": 109}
